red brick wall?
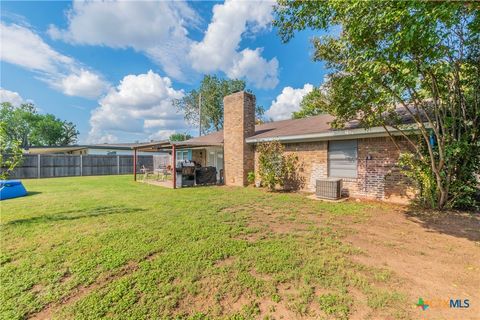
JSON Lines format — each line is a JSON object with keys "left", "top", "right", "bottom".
{"left": 253, "top": 137, "right": 415, "bottom": 203}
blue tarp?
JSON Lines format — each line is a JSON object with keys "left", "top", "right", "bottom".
{"left": 0, "top": 180, "right": 27, "bottom": 200}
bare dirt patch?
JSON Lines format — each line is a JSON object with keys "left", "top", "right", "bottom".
{"left": 345, "top": 205, "right": 480, "bottom": 320}
{"left": 214, "top": 256, "right": 235, "bottom": 268}
{"left": 257, "top": 297, "right": 304, "bottom": 319}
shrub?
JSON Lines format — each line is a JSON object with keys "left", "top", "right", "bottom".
{"left": 247, "top": 171, "right": 255, "bottom": 185}
{"left": 256, "top": 141, "right": 298, "bottom": 191}
{"left": 0, "top": 122, "right": 23, "bottom": 180}
{"left": 399, "top": 137, "right": 480, "bottom": 210}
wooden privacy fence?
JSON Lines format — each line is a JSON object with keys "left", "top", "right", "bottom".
{"left": 6, "top": 154, "right": 154, "bottom": 179}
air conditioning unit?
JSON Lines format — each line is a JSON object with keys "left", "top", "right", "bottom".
{"left": 316, "top": 179, "right": 342, "bottom": 200}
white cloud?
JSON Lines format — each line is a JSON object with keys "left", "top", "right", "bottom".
{"left": 0, "top": 88, "right": 25, "bottom": 106}
{"left": 0, "top": 22, "right": 109, "bottom": 99}
{"left": 189, "top": 0, "right": 278, "bottom": 89}
{"left": 53, "top": 69, "right": 109, "bottom": 99}
{"left": 266, "top": 84, "right": 314, "bottom": 121}
{"left": 226, "top": 48, "right": 279, "bottom": 89}
{"left": 48, "top": 0, "right": 198, "bottom": 81}
{"left": 88, "top": 70, "right": 187, "bottom": 143}
{"left": 48, "top": 0, "right": 279, "bottom": 89}
{"left": 1, "top": 22, "right": 73, "bottom": 73}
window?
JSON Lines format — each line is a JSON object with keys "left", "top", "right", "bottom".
{"left": 176, "top": 150, "right": 190, "bottom": 165}
{"left": 328, "top": 140, "right": 358, "bottom": 178}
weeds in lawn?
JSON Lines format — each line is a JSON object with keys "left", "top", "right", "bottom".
{"left": 1, "top": 176, "right": 409, "bottom": 319}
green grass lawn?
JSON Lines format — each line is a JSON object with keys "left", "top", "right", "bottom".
{"left": 1, "top": 176, "right": 408, "bottom": 320}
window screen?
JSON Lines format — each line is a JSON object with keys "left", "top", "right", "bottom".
{"left": 328, "top": 140, "right": 358, "bottom": 178}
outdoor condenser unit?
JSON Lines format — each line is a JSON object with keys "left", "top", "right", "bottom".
{"left": 316, "top": 179, "right": 342, "bottom": 200}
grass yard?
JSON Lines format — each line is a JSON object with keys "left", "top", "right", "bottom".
{"left": 1, "top": 176, "right": 479, "bottom": 320}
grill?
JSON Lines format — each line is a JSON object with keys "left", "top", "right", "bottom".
{"left": 316, "top": 179, "right": 342, "bottom": 200}
{"left": 175, "top": 161, "right": 217, "bottom": 187}
{"left": 176, "top": 161, "right": 196, "bottom": 187}
{"left": 195, "top": 167, "right": 217, "bottom": 185}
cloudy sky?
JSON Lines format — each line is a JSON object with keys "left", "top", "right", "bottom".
{"left": 1, "top": 1, "right": 329, "bottom": 143}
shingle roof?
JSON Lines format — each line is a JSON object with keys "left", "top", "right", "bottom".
{"left": 175, "top": 130, "right": 224, "bottom": 146}
{"left": 250, "top": 114, "right": 338, "bottom": 140}
{"left": 182, "top": 114, "right": 344, "bottom": 145}
{"left": 133, "top": 106, "right": 425, "bottom": 150}
{"left": 182, "top": 106, "right": 425, "bottom": 146}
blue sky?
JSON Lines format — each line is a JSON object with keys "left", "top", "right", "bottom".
{"left": 1, "top": 1, "right": 329, "bottom": 144}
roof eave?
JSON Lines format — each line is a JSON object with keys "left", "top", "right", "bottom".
{"left": 245, "top": 124, "right": 427, "bottom": 144}
{"left": 88, "top": 146, "right": 133, "bottom": 150}
{"left": 172, "top": 141, "right": 223, "bottom": 147}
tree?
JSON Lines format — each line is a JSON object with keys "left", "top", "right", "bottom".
{"left": 292, "top": 87, "right": 328, "bottom": 119}
{"left": 0, "top": 102, "right": 36, "bottom": 147}
{"left": 274, "top": 1, "right": 480, "bottom": 209}
{"left": 174, "top": 75, "right": 265, "bottom": 134}
{"left": 169, "top": 132, "right": 193, "bottom": 141}
{"left": 0, "top": 122, "right": 23, "bottom": 180}
{"left": 0, "top": 102, "right": 79, "bottom": 147}
{"left": 61, "top": 122, "right": 80, "bottom": 145}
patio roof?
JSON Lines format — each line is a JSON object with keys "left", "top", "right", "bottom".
{"left": 133, "top": 136, "right": 223, "bottom": 152}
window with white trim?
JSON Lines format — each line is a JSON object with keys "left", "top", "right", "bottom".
{"left": 328, "top": 140, "right": 358, "bottom": 178}
{"left": 176, "top": 150, "right": 190, "bottom": 165}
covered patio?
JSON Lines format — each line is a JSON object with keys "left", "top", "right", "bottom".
{"left": 132, "top": 133, "right": 224, "bottom": 189}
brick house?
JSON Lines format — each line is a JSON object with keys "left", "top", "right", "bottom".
{"left": 135, "top": 91, "right": 416, "bottom": 203}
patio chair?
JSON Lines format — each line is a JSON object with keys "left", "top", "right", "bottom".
{"left": 154, "top": 165, "right": 172, "bottom": 181}
{"left": 140, "top": 165, "right": 153, "bottom": 181}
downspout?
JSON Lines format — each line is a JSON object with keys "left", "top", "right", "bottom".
{"left": 222, "top": 146, "right": 225, "bottom": 184}
{"left": 364, "top": 155, "right": 372, "bottom": 193}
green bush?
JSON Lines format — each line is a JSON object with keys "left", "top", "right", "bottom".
{"left": 399, "top": 137, "right": 480, "bottom": 210}
{"left": 0, "top": 122, "right": 23, "bottom": 180}
{"left": 247, "top": 171, "right": 255, "bottom": 185}
{"left": 256, "top": 141, "right": 298, "bottom": 191}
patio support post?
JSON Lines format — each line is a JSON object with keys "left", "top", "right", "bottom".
{"left": 133, "top": 148, "right": 137, "bottom": 181}
{"left": 117, "top": 155, "right": 120, "bottom": 175}
{"left": 37, "top": 154, "right": 41, "bottom": 179}
{"left": 172, "top": 144, "right": 176, "bottom": 189}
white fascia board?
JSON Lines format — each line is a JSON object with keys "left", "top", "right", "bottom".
{"left": 245, "top": 124, "right": 428, "bottom": 144}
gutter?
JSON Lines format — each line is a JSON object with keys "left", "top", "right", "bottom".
{"left": 245, "top": 124, "right": 428, "bottom": 144}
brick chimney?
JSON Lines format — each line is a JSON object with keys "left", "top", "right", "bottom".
{"left": 223, "top": 91, "right": 255, "bottom": 186}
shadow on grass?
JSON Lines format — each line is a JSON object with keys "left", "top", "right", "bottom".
{"left": 25, "top": 191, "right": 42, "bottom": 197}
{"left": 4, "top": 206, "right": 146, "bottom": 226}
{"left": 405, "top": 209, "right": 480, "bottom": 242}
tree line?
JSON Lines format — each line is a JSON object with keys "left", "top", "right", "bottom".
{"left": 1, "top": 102, "right": 79, "bottom": 148}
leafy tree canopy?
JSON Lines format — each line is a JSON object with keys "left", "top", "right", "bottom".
{"left": 274, "top": 1, "right": 479, "bottom": 209}
{"left": 174, "top": 75, "right": 265, "bottom": 134}
{"left": 169, "top": 132, "right": 193, "bottom": 141}
{"left": 0, "top": 102, "right": 79, "bottom": 148}
{"left": 0, "top": 121, "right": 23, "bottom": 179}
{"left": 292, "top": 87, "right": 328, "bottom": 119}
